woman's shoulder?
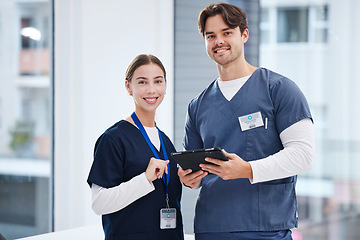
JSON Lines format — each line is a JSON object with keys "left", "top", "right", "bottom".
{"left": 98, "top": 120, "right": 136, "bottom": 142}
{"left": 93, "top": 120, "right": 138, "bottom": 151}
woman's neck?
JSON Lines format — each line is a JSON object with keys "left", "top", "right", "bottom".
{"left": 131, "top": 110, "right": 156, "bottom": 127}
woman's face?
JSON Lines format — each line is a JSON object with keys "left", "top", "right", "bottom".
{"left": 125, "top": 63, "right": 166, "bottom": 114}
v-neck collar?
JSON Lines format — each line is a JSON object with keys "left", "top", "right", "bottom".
{"left": 124, "top": 120, "right": 163, "bottom": 154}
{"left": 212, "top": 68, "right": 259, "bottom": 117}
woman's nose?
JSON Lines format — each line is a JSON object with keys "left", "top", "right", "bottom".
{"left": 146, "top": 83, "right": 156, "bottom": 94}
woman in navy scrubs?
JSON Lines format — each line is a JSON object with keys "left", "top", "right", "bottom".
{"left": 87, "top": 54, "right": 184, "bottom": 240}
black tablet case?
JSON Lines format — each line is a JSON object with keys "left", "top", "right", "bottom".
{"left": 170, "top": 147, "right": 228, "bottom": 172}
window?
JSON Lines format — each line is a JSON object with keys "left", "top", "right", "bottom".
{"left": 312, "top": 6, "right": 328, "bottom": 43}
{"left": 0, "top": 1, "right": 53, "bottom": 239}
{"left": 19, "top": 2, "right": 50, "bottom": 76}
{"left": 260, "top": 8, "right": 270, "bottom": 44}
{"left": 260, "top": 5, "right": 328, "bottom": 44}
{"left": 277, "top": 8, "right": 309, "bottom": 43}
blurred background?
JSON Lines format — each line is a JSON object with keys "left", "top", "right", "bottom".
{"left": 0, "top": 0, "right": 359, "bottom": 239}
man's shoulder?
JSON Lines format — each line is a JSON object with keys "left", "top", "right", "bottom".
{"left": 255, "top": 68, "right": 300, "bottom": 95}
{"left": 257, "top": 67, "right": 290, "bottom": 84}
{"left": 188, "top": 79, "right": 217, "bottom": 105}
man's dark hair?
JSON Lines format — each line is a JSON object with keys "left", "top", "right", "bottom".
{"left": 198, "top": 3, "right": 248, "bottom": 37}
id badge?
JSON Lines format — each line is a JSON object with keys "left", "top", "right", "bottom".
{"left": 238, "top": 111, "right": 264, "bottom": 131}
{"left": 160, "top": 208, "right": 176, "bottom": 229}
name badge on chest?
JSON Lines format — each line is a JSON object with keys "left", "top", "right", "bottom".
{"left": 160, "top": 208, "right": 176, "bottom": 229}
{"left": 238, "top": 111, "right": 264, "bottom": 131}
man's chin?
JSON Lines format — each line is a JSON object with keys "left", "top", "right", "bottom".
{"left": 214, "top": 58, "right": 232, "bottom": 66}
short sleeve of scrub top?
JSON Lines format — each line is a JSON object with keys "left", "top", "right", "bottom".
{"left": 269, "top": 75, "right": 313, "bottom": 134}
{"left": 87, "top": 133, "right": 124, "bottom": 188}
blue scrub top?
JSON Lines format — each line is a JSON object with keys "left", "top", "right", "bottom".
{"left": 183, "top": 68, "right": 312, "bottom": 233}
{"left": 87, "top": 120, "right": 184, "bottom": 240}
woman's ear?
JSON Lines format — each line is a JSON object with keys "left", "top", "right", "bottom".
{"left": 125, "top": 80, "right": 132, "bottom": 96}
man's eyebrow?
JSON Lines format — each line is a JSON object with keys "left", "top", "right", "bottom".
{"left": 222, "top": 27, "right": 232, "bottom": 32}
{"left": 205, "top": 27, "right": 233, "bottom": 35}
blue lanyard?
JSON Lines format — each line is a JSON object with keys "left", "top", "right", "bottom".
{"left": 131, "top": 112, "right": 170, "bottom": 195}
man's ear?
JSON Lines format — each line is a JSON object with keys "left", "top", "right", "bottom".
{"left": 242, "top": 28, "right": 249, "bottom": 43}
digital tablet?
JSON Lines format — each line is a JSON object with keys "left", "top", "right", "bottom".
{"left": 170, "top": 147, "right": 228, "bottom": 172}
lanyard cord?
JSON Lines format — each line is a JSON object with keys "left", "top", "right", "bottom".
{"left": 131, "top": 112, "right": 170, "bottom": 198}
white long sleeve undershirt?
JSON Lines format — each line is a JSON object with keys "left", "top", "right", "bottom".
{"left": 91, "top": 173, "right": 154, "bottom": 215}
{"left": 249, "top": 118, "right": 314, "bottom": 183}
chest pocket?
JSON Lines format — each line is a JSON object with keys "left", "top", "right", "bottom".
{"left": 245, "top": 115, "right": 282, "bottom": 161}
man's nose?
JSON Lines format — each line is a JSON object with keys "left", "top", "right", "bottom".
{"left": 215, "top": 37, "right": 224, "bottom": 46}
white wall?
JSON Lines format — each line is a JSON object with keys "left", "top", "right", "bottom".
{"left": 54, "top": 0, "right": 174, "bottom": 230}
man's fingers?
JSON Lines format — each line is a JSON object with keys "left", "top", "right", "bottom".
{"left": 178, "top": 167, "right": 193, "bottom": 177}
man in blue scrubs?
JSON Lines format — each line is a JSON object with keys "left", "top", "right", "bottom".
{"left": 178, "top": 3, "right": 315, "bottom": 240}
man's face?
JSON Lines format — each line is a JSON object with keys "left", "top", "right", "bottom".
{"left": 204, "top": 14, "right": 248, "bottom": 66}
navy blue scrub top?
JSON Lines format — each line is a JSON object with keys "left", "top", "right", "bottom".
{"left": 183, "top": 68, "right": 312, "bottom": 233}
{"left": 87, "top": 120, "right": 183, "bottom": 240}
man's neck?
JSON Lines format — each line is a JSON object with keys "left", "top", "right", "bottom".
{"left": 217, "top": 60, "right": 257, "bottom": 81}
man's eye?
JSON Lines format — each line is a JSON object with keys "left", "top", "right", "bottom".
{"left": 207, "top": 35, "right": 214, "bottom": 40}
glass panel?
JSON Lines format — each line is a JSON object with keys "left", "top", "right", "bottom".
{"left": 314, "top": 5, "right": 328, "bottom": 43}
{"left": 277, "top": 8, "right": 308, "bottom": 43}
{"left": 315, "top": 28, "right": 328, "bottom": 43}
{"left": 260, "top": 8, "right": 270, "bottom": 44}
{"left": 261, "top": 2, "right": 360, "bottom": 240}
{"left": 261, "top": 30, "right": 270, "bottom": 44}
{"left": 0, "top": 1, "right": 52, "bottom": 239}
{"left": 261, "top": 8, "right": 269, "bottom": 22}
{"left": 316, "top": 6, "right": 328, "bottom": 21}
